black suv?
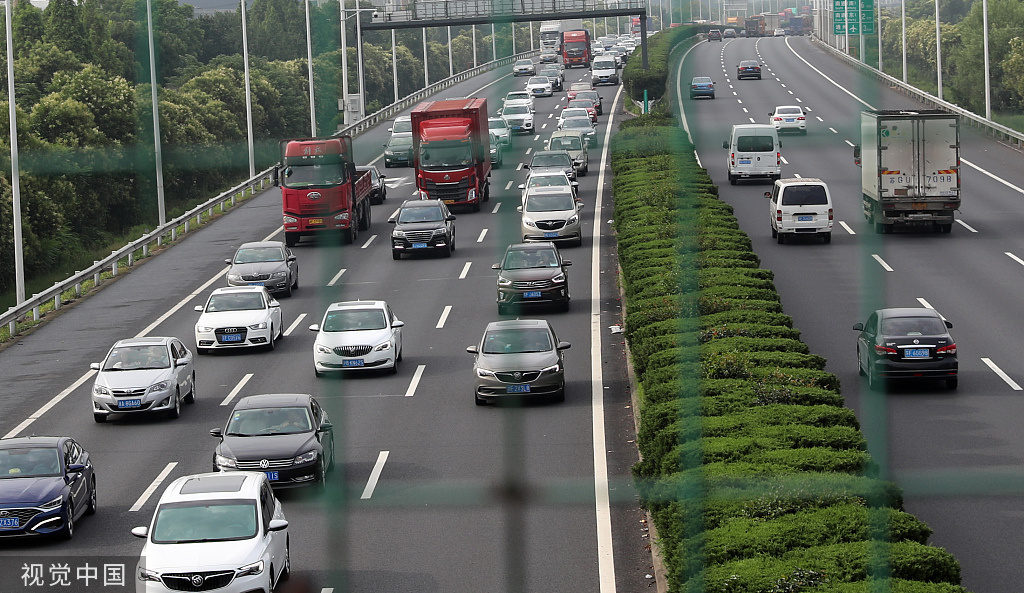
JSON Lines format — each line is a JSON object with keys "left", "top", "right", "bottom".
{"left": 388, "top": 200, "right": 456, "bottom": 259}
{"left": 853, "top": 307, "right": 958, "bottom": 391}
{"left": 737, "top": 60, "right": 762, "bottom": 79}
{"left": 708, "top": 29, "right": 723, "bottom": 41}
{"left": 492, "top": 242, "right": 571, "bottom": 314}
{"left": 356, "top": 165, "right": 386, "bottom": 204}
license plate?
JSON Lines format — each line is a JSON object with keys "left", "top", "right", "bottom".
{"left": 511, "top": 126, "right": 522, "bottom": 130}
{"left": 220, "top": 334, "right": 243, "bottom": 342}
{"left": 309, "top": 218, "right": 323, "bottom": 225}
{"left": 739, "top": 159, "right": 751, "bottom": 165}
{"left": 524, "top": 291, "right": 542, "bottom": 298}
{"left": 248, "top": 282, "right": 265, "bottom": 286}
{"left": 265, "top": 471, "right": 279, "bottom": 481}
{"left": 118, "top": 399, "right": 142, "bottom": 409}
{"left": 544, "top": 232, "right": 559, "bottom": 238}
{"left": 443, "top": 200, "right": 456, "bottom": 204}
{"left": 785, "top": 118, "right": 794, "bottom": 122}
{"left": 0, "top": 518, "right": 19, "bottom": 529}
{"left": 506, "top": 384, "right": 531, "bottom": 393}
{"left": 797, "top": 215, "right": 813, "bottom": 221}
{"left": 342, "top": 359, "right": 365, "bottom": 367}
{"left": 904, "top": 348, "right": 929, "bottom": 358}
{"left": 412, "top": 243, "right": 428, "bottom": 249}
{"left": 912, "top": 202, "right": 928, "bottom": 210}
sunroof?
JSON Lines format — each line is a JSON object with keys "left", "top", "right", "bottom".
{"left": 179, "top": 474, "right": 247, "bottom": 495}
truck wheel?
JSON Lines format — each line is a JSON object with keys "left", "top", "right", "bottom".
{"left": 285, "top": 233, "right": 298, "bottom": 247}
{"left": 343, "top": 223, "right": 357, "bottom": 245}
{"left": 729, "top": 173, "right": 736, "bottom": 185}
{"left": 776, "top": 233, "right": 785, "bottom": 244}
{"left": 472, "top": 201, "right": 481, "bottom": 212}
{"left": 939, "top": 223, "right": 952, "bottom": 233}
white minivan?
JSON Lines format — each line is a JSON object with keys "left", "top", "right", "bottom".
{"left": 723, "top": 124, "right": 781, "bottom": 184}
{"left": 591, "top": 56, "right": 619, "bottom": 85}
{"left": 765, "top": 178, "right": 833, "bottom": 244}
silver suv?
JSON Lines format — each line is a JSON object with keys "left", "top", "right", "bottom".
{"left": 467, "top": 319, "right": 571, "bottom": 405}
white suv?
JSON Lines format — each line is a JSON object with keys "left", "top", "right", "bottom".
{"left": 132, "top": 472, "right": 289, "bottom": 593}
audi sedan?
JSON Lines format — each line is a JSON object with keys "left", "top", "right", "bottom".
{"left": 467, "top": 319, "right": 570, "bottom": 405}
{"left": 853, "top": 307, "right": 958, "bottom": 391}
{"left": 0, "top": 436, "right": 96, "bottom": 539}
{"left": 225, "top": 241, "right": 298, "bottom": 297}
{"left": 525, "top": 76, "right": 554, "bottom": 97}
{"left": 310, "top": 300, "right": 404, "bottom": 375}
{"left": 90, "top": 336, "right": 196, "bottom": 422}
{"left": 194, "top": 286, "right": 283, "bottom": 354}
{"left": 493, "top": 242, "right": 572, "bottom": 314}
{"left": 737, "top": 60, "right": 762, "bottom": 79}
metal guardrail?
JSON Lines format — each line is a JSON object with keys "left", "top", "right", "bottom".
{"left": 814, "top": 37, "right": 1024, "bottom": 150}
{"left": 378, "top": 0, "right": 646, "bottom": 22}
{"left": 1, "top": 49, "right": 537, "bottom": 341}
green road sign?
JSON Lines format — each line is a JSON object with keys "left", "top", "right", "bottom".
{"left": 833, "top": 0, "right": 875, "bottom": 35}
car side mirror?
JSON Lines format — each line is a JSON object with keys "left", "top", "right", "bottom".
{"left": 175, "top": 357, "right": 188, "bottom": 367}
{"left": 577, "top": 202, "right": 585, "bottom": 209}
{"left": 67, "top": 463, "right": 86, "bottom": 473}
{"left": 518, "top": 184, "right": 525, "bottom": 190}
{"left": 387, "top": 128, "right": 393, "bottom": 133}
{"left": 466, "top": 345, "right": 478, "bottom": 354}
{"left": 270, "top": 300, "right": 280, "bottom": 308}
{"left": 379, "top": 174, "right": 386, "bottom": 179}
{"left": 491, "top": 263, "right": 501, "bottom": 269}
{"left": 287, "top": 255, "right": 297, "bottom": 262}
{"left": 447, "top": 215, "right": 457, "bottom": 221}
{"left": 131, "top": 526, "right": 149, "bottom": 539}
{"left": 319, "top": 421, "right": 334, "bottom": 432}
{"left": 387, "top": 217, "right": 397, "bottom": 223}
{"left": 194, "top": 305, "right": 204, "bottom": 312}
{"left": 563, "top": 260, "right": 572, "bottom": 266}
{"left": 571, "top": 182, "right": 579, "bottom": 189}
{"left": 722, "top": 141, "right": 729, "bottom": 149}
{"left": 268, "top": 519, "right": 289, "bottom": 532}
{"left": 516, "top": 206, "right": 523, "bottom": 213}
{"left": 852, "top": 323, "right": 864, "bottom": 331}
{"left": 557, "top": 341, "right": 571, "bottom": 350}
{"left": 90, "top": 362, "right": 100, "bottom": 371}
{"left": 210, "top": 428, "right": 223, "bottom": 438}
{"left": 523, "top": 163, "right": 531, "bottom": 169}
{"left": 309, "top": 324, "right": 320, "bottom": 331}
{"left": 944, "top": 320, "right": 953, "bottom": 328}
{"left": 224, "top": 258, "right": 232, "bottom": 265}
{"left": 392, "top": 320, "right": 405, "bottom": 328}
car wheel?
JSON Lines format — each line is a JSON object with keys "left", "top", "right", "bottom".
{"left": 711, "top": 94, "right": 715, "bottom": 99}
{"left": 392, "top": 250, "right": 401, "bottom": 260}
{"left": 946, "top": 377, "right": 959, "bottom": 390}
{"left": 196, "top": 347, "right": 208, "bottom": 355}
{"left": 472, "top": 201, "right": 481, "bottom": 212}
{"left": 384, "top": 161, "right": 391, "bottom": 168}
{"left": 60, "top": 504, "right": 75, "bottom": 540}
{"left": 498, "top": 303, "right": 508, "bottom": 316}
{"left": 292, "top": 273, "right": 298, "bottom": 290}
{"left": 771, "top": 226, "right": 777, "bottom": 238}
{"left": 475, "top": 393, "right": 486, "bottom": 406}
{"left": 382, "top": 187, "right": 387, "bottom": 202}
{"left": 553, "top": 387, "right": 565, "bottom": 403}
{"left": 450, "top": 231, "right": 456, "bottom": 252}
{"left": 561, "top": 299, "right": 570, "bottom": 312}
{"left": 283, "top": 279, "right": 292, "bottom": 297}
{"left": 167, "top": 388, "right": 181, "bottom": 419}
{"left": 867, "top": 364, "right": 882, "bottom": 391}
{"left": 874, "top": 221, "right": 886, "bottom": 234}
{"left": 314, "top": 367, "right": 323, "bottom": 378}
{"left": 280, "top": 540, "right": 291, "bottom": 583}
{"left": 93, "top": 413, "right": 106, "bottom": 423}
{"left": 86, "top": 477, "right": 97, "bottom": 515}
{"left": 729, "top": 173, "right": 736, "bottom": 185}
{"left": 185, "top": 373, "right": 196, "bottom": 404}
{"left": 266, "top": 327, "right": 276, "bottom": 351}
{"left": 822, "top": 233, "right": 832, "bottom": 244}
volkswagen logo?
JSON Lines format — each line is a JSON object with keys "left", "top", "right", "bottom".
{"left": 190, "top": 575, "right": 204, "bottom": 587}
{"left": 259, "top": 459, "right": 270, "bottom": 469}
{"left": 443, "top": 174, "right": 451, "bottom": 181}
{"left": 913, "top": 339, "right": 920, "bottom": 344}
{"left": 307, "top": 191, "right": 322, "bottom": 200}
{"left": 513, "top": 372, "right": 522, "bottom": 381}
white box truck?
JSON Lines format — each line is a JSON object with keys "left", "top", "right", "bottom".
{"left": 857, "top": 110, "right": 960, "bottom": 233}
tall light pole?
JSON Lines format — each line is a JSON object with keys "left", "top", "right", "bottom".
{"left": 448, "top": 26, "right": 454, "bottom": 77}
{"left": 305, "top": 0, "right": 316, "bottom": 135}
{"left": 512, "top": 23, "right": 516, "bottom": 55}
{"left": 934, "top": 0, "right": 942, "bottom": 99}
{"left": 5, "top": 0, "right": 24, "bottom": 305}
{"left": 240, "top": 0, "right": 255, "bottom": 175}
{"left": 392, "top": 29, "right": 399, "bottom": 102}
{"left": 472, "top": 24, "right": 478, "bottom": 67}
{"left": 491, "top": 23, "right": 496, "bottom": 61}
{"left": 901, "top": 0, "right": 907, "bottom": 82}
{"left": 146, "top": 0, "right": 166, "bottom": 226}
{"left": 423, "top": 27, "right": 430, "bottom": 86}
{"left": 877, "top": 0, "right": 883, "bottom": 71}
{"left": 355, "top": 4, "right": 365, "bottom": 118}
{"left": 982, "top": 0, "right": 991, "bottom": 119}
{"left": 340, "top": 0, "right": 349, "bottom": 124}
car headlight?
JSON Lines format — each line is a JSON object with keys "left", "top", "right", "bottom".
{"left": 433, "top": 228, "right": 448, "bottom": 236}
{"left": 385, "top": 150, "right": 394, "bottom": 156}
{"left": 490, "top": 147, "right": 497, "bottom": 154}
{"left": 271, "top": 271, "right": 288, "bottom": 279}
{"left": 293, "top": 450, "right": 318, "bottom": 464}
{"left": 540, "top": 363, "right": 562, "bottom": 374}
{"left": 476, "top": 368, "right": 497, "bottom": 379}
{"left": 138, "top": 568, "right": 162, "bottom": 583}
{"left": 523, "top": 218, "right": 537, "bottom": 228}
{"left": 197, "top": 326, "right": 215, "bottom": 333}
{"left": 147, "top": 380, "right": 171, "bottom": 394}
{"left": 498, "top": 276, "right": 512, "bottom": 287}
{"left": 567, "top": 215, "right": 579, "bottom": 226}
{"left": 552, "top": 272, "right": 566, "bottom": 283}
{"left": 374, "top": 341, "right": 392, "bottom": 351}
{"left": 93, "top": 384, "right": 111, "bottom": 396}
{"left": 249, "top": 322, "right": 268, "bottom": 330}
{"left": 392, "top": 230, "right": 406, "bottom": 239}
{"left": 334, "top": 212, "right": 349, "bottom": 220}
{"left": 236, "top": 560, "right": 264, "bottom": 578}
{"left": 316, "top": 343, "right": 333, "bottom": 354}
{"left": 283, "top": 216, "right": 297, "bottom": 224}
{"left": 214, "top": 454, "right": 237, "bottom": 469}
{"left": 40, "top": 495, "right": 63, "bottom": 510}
{"left": 226, "top": 274, "right": 242, "bottom": 282}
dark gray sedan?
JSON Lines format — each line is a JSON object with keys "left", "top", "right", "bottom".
{"left": 853, "top": 307, "right": 958, "bottom": 391}
{"left": 225, "top": 241, "right": 298, "bottom": 297}
{"left": 467, "top": 319, "right": 570, "bottom": 405}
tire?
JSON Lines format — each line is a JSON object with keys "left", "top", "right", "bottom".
{"left": 343, "top": 222, "right": 357, "bottom": 245}
{"left": 729, "top": 173, "right": 736, "bottom": 185}
{"left": 283, "top": 278, "right": 292, "bottom": 297}
{"left": 61, "top": 504, "right": 74, "bottom": 540}
{"left": 381, "top": 187, "right": 387, "bottom": 202}
{"left": 857, "top": 348, "right": 866, "bottom": 376}
{"left": 946, "top": 377, "right": 958, "bottom": 390}
{"left": 710, "top": 94, "right": 715, "bottom": 99}
{"left": 475, "top": 394, "right": 486, "bottom": 406}
{"left": 86, "top": 478, "right": 97, "bottom": 515}
{"left": 390, "top": 354, "right": 399, "bottom": 375}
{"left": 874, "top": 222, "right": 886, "bottom": 234}
{"left": 867, "top": 365, "right": 882, "bottom": 391}
{"left": 384, "top": 161, "right": 392, "bottom": 168}
{"left": 472, "top": 201, "right": 481, "bottom": 212}
{"left": 771, "top": 226, "right": 778, "bottom": 238}
{"left": 392, "top": 250, "right": 401, "bottom": 260}
{"left": 167, "top": 388, "right": 181, "bottom": 419}
{"left": 561, "top": 299, "right": 570, "bottom": 312}
{"left": 553, "top": 387, "right": 565, "bottom": 403}
{"left": 266, "top": 326, "right": 276, "bottom": 352}
{"left": 939, "top": 223, "right": 952, "bottom": 233}
{"left": 185, "top": 373, "right": 196, "bottom": 404}
{"left": 280, "top": 541, "right": 291, "bottom": 583}
{"left": 397, "top": 347, "right": 403, "bottom": 362}
{"left": 314, "top": 368, "right": 323, "bottom": 378}
{"left": 292, "top": 273, "right": 298, "bottom": 290}
{"left": 196, "top": 347, "right": 208, "bottom": 355}
{"left": 450, "top": 231, "right": 456, "bottom": 252}
{"left": 776, "top": 233, "right": 785, "bottom": 244}
{"left": 822, "top": 233, "right": 832, "bottom": 244}
{"left": 285, "top": 233, "right": 298, "bottom": 247}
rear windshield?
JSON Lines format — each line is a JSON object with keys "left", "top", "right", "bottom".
{"left": 780, "top": 185, "right": 828, "bottom": 206}
{"left": 736, "top": 135, "right": 775, "bottom": 152}
{"left": 880, "top": 316, "right": 947, "bottom": 336}
{"left": 594, "top": 60, "right": 616, "bottom": 69}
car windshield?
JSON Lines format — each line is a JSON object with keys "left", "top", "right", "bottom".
{"left": 780, "top": 186, "right": 828, "bottom": 206}
{"left": 550, "top": 135, "right": 583, "bottom": 151}
{"left": 103, "top": 344, "right": 171, "bottom": 371}
{"left": 504, "top": 105, "right": 530, "bottom": 115}
{"left": 693, "top": 77, "right": 712, "bottom": 84}
{"left": 489, "top": 119, "right": 507, "bottom": 130}
{"left": 594, "top": 60, "right": 616, "bottom": 69}
{"left": 527, "top": 175, "right": 571, "bottom": 189}
{"left": 880, "top": 316, "right": 948, "bottom": 336}
{"left": 577, "top": 92, "right": 600, "bottom": 102}
{"left": 563, "top": 118, "right": 593, "bottom": 130}
{"left": 388, "top": 136, "right": 413, "bottom": 148}
{"left": 482, "top": 328, "right": 554, "bottom": 354}
{"left": 206, "top": 293, "right": 265, "bottom": 312}
{"left": 737, "top": 135, "right": 775, "bottom": 152}
{"left": 562, "top": 109, "right": 589, "bottom": 119}
{"left": 741, "top": 61, "right": 759, "bottom": 67}
{"left": 503, "top": 249, "right": 561, "bottom": 270}
{"left": 515, "top": 60, "right": 533, "bottom": 67}
{"left": 419, "top": 140, "right": 473, "bottom": 170}
{"left": 225, "top": 406, "right": 313, "bottom": 436}
{"left": 322, "top": 309, "right": 388, "bottom": 332}
{"left": 398, "top": 206, "right": 445, "bottom": 223}
{"left": 526, "top": 193, "right": 577, "bottom": 212}
{"left": 392, "top": 119, "right": 411, "bottom": 133}
{"left": 528, "top": 77, "right": 548, "bottom": 85}
{"left": 568, "top": 101, "right": 593, "bottom": 109}
{"left": 506, "top": 93, "right": 530, "bottom": 102}
{"left": 532, "top": 154, "right": 572, "bottom": 168}
{"left": 151, "top": 501, "right": 258, "bottom": 544}
{"left": 282, "top": 163, "right": 346, "bottom": 189}
{"left": 0, "top": 447, "right": 62, "bottom": 478}
{"left": 233, "top": 246, "right": 284, "bottom": 264}
{"left": 776, "top": 107, "right": 802, "bottom": 115}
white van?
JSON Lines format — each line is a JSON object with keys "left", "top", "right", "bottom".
{"left": 591, "top": 57, "right": 619, "bottom": 85}
{"left": 723, "top": 124, "right": 781, "bottom": 184}
{"left": 765, "top": 178, "right": 833, "bottom": 244}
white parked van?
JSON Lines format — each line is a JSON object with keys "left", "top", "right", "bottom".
{"left": 723, "top": 124, "right": 781, "bottom": 184}
{"left": 591, "top": 57, "right": 619, "bottom": 85}
{"left": 765, "top": 178, "right": 833, "bottom": 244}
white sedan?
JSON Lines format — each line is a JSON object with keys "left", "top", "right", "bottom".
{"left": 769, "top": 105, "right": 807, "bottom": 134}
{"left": 309, "top": 300, "right": 404, "bottom": 376}
{"left": 194, "top": 286, "right": 283, "bottom": 354}
{"left": 557, "top": 108, "right": 592, "bottom": 129}
{"left": 525, "top": 76, "right": 554, "bottom": 97}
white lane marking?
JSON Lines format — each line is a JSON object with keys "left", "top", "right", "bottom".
{"left": 793, "top": 173, "right": 802, "bottom": 178}
{"left": 817, "top": 116, "right": 824, "bottom": 121}
{"left": 872, "top": 254, "right": 894, "bottom": 272}
{"left": 436, "top": 305, "right": 452, "bottom": 329}
{"left": 477, "top": 228, "right": 488, "bottom": 243}
{"left": 405, "top": 365, "right": 426, "bottom": 397}
{"left": 1006, "top": 252, "right": 1024, "bottom": 267}
{"left": 3, "top": 370, "right": 96, "bottom": 439}
{"left": 137, "top": 268, "right": 228, "bottom": 338}
{"left": 525, "top": 147, "right": 533, "bottom": 155}
{"left": 284, "top": 313, "right": 307, "bottom": 337}
{"left": 829, "top": 127, "right": 838, "bottom": 133}
{"left": 492, "top": 202, "right": 501, "bottom": 213}
{"left": 780, "top": 155, "right": 789, "bottom": 165}
{"left": 844, "top": 139, "right": 856, "bottom": 147}
{"left": 748, "top": 117, "right": 756, "bottom": 123}
{"left": 534, "top": 135, "right": 540, "bottom": 141}
{"left": 547, "top": 113, "right": 553, "bottom": 118}
{"left": 956, "top": 219, "right": 978, "bottom": 232}
{"left": 733, "top": 91, "right": 739, "bottom": 96}
{"left": 130, "top": 462, "right": 178, "bottom": 512}
{"left": 360, "top": 451, "right": 390, "bottom": 499}
{"left": 787, "top": 90, "right": 794, "bottom": 94}
{"left": 220, "top": 373, "right": 254, "bottom": 406}
{"left": 742, "top": 107, "right": 748, "bottom": 113}
{"left": 795, "top": 97, "right": 802, "bottom": 102}
{"left": 361, "top": 234, "right": 377, "bottom": 249}
{"left": 916, "top": 298, "right": 946, "bottom": 319}
{"left": 983, "top": 358, "right": 1023, "bottom": 390}
{"left": 459, "top": 262, "right": 472, "bottom": 279}
{"left": 505, "top": 180, "right": 514, "bottom": 190}
{"left": 328, "top": 268, "right": 347, "bottom": 286}
{"left": 516, "top": 163, "right": 524, "bottom": 170}
{"left": 737, "top": 99, "right": 743, "bottom": 104}
{"left": 963, "top": 157, "right": 1024, "bottom": 195}
{"left": 780, "top": 83, "right": 787, "bottom": 87}
{"left": 541, "top": 123, "right": 547, "bottom": 129}
{"left": 839, "top": 221, "right": 856, "bottom": 235}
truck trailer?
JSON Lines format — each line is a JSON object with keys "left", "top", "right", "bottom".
{"left": 411, "top": 98, "right": 492, "bottom": 212}
{"left": 745, "top": 15, "right": 765, "bottom": 36}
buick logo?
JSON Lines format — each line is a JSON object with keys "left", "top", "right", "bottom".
{"left": 307, "top": 191, "right": 322, "bottom": 200}
{"left": 0, "top": 511, "right": 8, "bottom": 516}
{"left": 913, "top": 339, "right": 920, "bottom": 344}
{"left": 259, "top": 459, "right": 269, "bottom": 469}
{"left": 443, "top": 174, "right": 451, "bottom": 181}
{"left": 513, "top": 372, "right": 522, "bottom": 381}
{"left": 190, "top": 575, "right": 204, "bottom": 587}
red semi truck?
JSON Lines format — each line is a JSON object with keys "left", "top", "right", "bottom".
{"left": 410, "top": 98, "right": 492, "bottom": 211}
{"left": 561, "top": 29, "right": 591, "bottom": 68}
{"left": 274, "top": 136, "right": 373, "bottom": 246}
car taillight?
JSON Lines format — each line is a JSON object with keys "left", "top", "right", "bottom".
{"left": 730, "top": 152, "right": 735, "bottom": 166}
{"left": 776, "top": 209, "right": 782, "bottom": 222}
{"left": 692, "top": 85, "right": 699, "bottom": 89}
{"left": 937, "top": 344, "right": 957, "bottom": 355}
{"left": 828, "top": 208, "right": 833, "bottom": 220}
{"left": 774, "top": 117, "right": 782, "bottom": 121}
{"left": 874, "top": 345, "right": 898, "bottom": 355}
{"left": 797, "top": 116, "right": 805, "bottom": 121}
{"left": 776, "top": 152, "right": 781, "bottom": 166}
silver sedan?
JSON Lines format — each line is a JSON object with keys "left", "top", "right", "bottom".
{"left": 467, "top": 319, "right": 570, "bottom": 405}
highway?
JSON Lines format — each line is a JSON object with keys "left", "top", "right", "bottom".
{"left": 680, "top": 35, "right": 1024, "bottom": 593}
{"left": 0, "top": 63, "right": 655, "bottom": 591}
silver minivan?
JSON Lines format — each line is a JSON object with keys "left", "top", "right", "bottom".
{"left": 723, "top": 124, "right": 781, "bottom": 184}
{"left": 591, "top": 56, "right": 619, "bottom": 85}
{"left": 765, "top": 178, "right": 833, "bottom": 244}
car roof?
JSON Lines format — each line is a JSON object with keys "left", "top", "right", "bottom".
{"left": 526, "top": 186, "right": 576, "bottom": 196}
{"left": 506, "top": 241, "right": 558, "bottom": 253}
{"left": 776, "top": 177, "right": 826, "bottom": 186}
{"left": 774, "top": 105, "right": 803, "bottom": 110}
{"left": 160, "top": 472, "right": 262, "bottom": 502}
{"left": 325, "top": 300, "right": 388, "bottom": 312}
{"left": 394, "top": 115, "right": 410, "bottom": 121}
{"left": 398, "top": 199, "right": 444, "bottom": 209}
{"left": 388, "top": 132, "right": 413, "bottom": 140}
{"left": 234, "top": 393, "right": 313, "bottom": 410}
{"left": 484, "top": 319, "right": 553, "bottom": 331}
{"left": 692, "top": 76, "right": 713, "bottom": 82}
{"left": 532, "top": 150, "right": 571, "bottom": 158}
{"left": 355, "top": 165, "right": 380, "bottom": 172}
{"left": 210, "top": 285, "right": 267, "bottom": 295}
{"left": 237, "top": 241, "right": 285, "bottom": 250}
{"left": 877, "top": 308, "right": 944, "bottom": 319}
{"left": 0, "top": 436, "right": 64, "bottom": 448}
{"left": 113, "top": 336, "right": 173, "bottom": 347}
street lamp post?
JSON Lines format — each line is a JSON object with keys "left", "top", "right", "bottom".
{"left": 5, "top": 0, "right": 24, "bottom": 305}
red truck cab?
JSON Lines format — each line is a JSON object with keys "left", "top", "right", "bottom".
{"left": 561, "top": 29, "right": 591, "bottom": 68}
{"left": 274, "top": 136, "right": 373, "bottom": 246}
{"left": 411, "top": 99, "right": 492, "bottom": 212}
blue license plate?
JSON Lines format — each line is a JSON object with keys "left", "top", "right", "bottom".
{"left": 544, "top": 232, "right": 559, "bottom": 238}
{"left": 0, "top": 517, "right": 19, "bottom": 528}
{"left": 524, "top": 291, "right": 542, "bottom": 298}
{"left": 797, "top": 215, "right": 813, "bottom": 221}
{"left": 342, "top": 359, "right": 365, "bottom": 367}
{"left": 412, "top": 243, "right": 428, "bottom": 249}
{"left": 265, "top": 471, "right": 279, "bottom": 481}
{"left": 511, "top": 126, "right": 522, "bottom": 130}
{"left": 904, "top": 348, "right": 929, "bottom": 358}
{"left": 119, "top": 399, "right": 142, "bottom": 409}
{"left": 739, "top": 159, "right": 751, "bottom": 164}
{"left": 248, "top": 282, "right": 265, "bottom": 286}
{"left": 785, "top": 118, "right": 795, "bottom": 122}
{"left": 506, "top": 384, "right": 531, "bottom": 393}
{"left": 220, "top": 334, "right": 243, "bottom": 342}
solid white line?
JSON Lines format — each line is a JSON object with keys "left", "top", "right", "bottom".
{"left": 982, "top": 358, "right": 1023, "bottom": 390}
{"left": 872, "top": 254, "right": 894, "bottom": 272}
{"left": 916, "top": 298, "right": 946, "bottom": 319}
{"left": 783, "top": 40, "right": 875, "bottom": 109}
{"left": 360, "top": 234, "right": 377, "bottom": 249}
{"left": 405, "top": 365, "right": 426, "bottom": 397}
{"left": 130, "top": 462, "right": 178, "bottom": 512}
{"left": 3, "top": 370, "right": 97, "bottom": 439}
{"left": 327, "top": 268, "right": 347, "bottom": 286}
{"left": 261, "top": 226, "right": 284, "bottom": 242}
{"left": 1006, "top": 252, "right": 1024, "bottom": 267}
{"left": 221, "top": 373, "right": 254, "bottom": 406}
{"left": 955, "top": 219, "right": 978, "bottom": 232}
{"left": 136, "top": 268, "right": 228, "bottom": 338}
{"left": 436, "top": 306, "right": 452, "bottom": 329}
{"left": 284, "top": 313, "right": 307, "bottom": 337}
{"left": 492, "top": 202, "right": 501, "bottom": 214}
{"left": 505, "top": 180, "right": 514, "bottom": 190}
{"left": 962, "top": 158, "right": 1024, "bottom": 195}
{"left": 459, "top": 261, "right": 472, "bottom": 279}
{"left": 477, "top": 229, "right": 488, "bottom": 242}
{"left": 360, "top": 451, "right": 390, "bottom": 499}
{"left": 839, "top": 221, "right": 856, "bottom": 235}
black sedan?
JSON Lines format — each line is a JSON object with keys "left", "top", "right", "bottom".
{"left": 853, "top": 308, "right": 958, "bottom": 391}
{"left": 211, "top": 394, "right": 335, "bottom": 489}
{"left": 737, "top": 60, "right": 762, "bottom": 80}
{"left": 357, "top": 165, "right": 387, "bottom": 204}
{"left": 0, "top": 436, "right": 96, "bottom": 539}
